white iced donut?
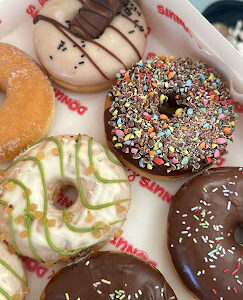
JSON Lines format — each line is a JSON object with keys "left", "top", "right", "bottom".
{"left": 0, "top": 135, "right": 131, "bottom": 263}
{"left": 0, "top": 241, "right": 28, "bottom": 300}
{"left": 33, "top": 0, "right": 147, "bottom": 93}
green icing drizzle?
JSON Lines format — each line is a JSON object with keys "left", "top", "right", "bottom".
{"left": 0, "top": 258, "right": 26, "bottom": 285}
{"left": 0, "top": 135, "right": 130, "bottom": 257}
{"left": 88, "top": 137, "right": 128, "bottom": 184}
{"left": 0, "top": 288, "right": 11, "bottom": 300}
{"left": 0, "top": 198, "right": 20, "bottom": 256}
{"left": 103, "top": 145, "right": 123, "bottom": 167}
{"left": 63, "top": 209, "right": 97, "bottom": 233}
{"left": 63, "top": 208, "right": 125, "bottom": 233}
{"left": 0, "top": 178, "right": 42, "bottom": 262}
{"left": 29, "top": 136, "right": 64, "bottom": 177}
{"left": 9, "top": 214, "right": 20, "bottom": 256}
{"left": 76, "top": 135, "right": 130, "bottom": 210}
{"left": 0, "top": 200, "right": 7, "bottom": 207}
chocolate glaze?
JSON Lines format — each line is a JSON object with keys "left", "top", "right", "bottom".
{"left": 41, "top": 251, "right": 177, "bottom": 300}
{"left": 71, "top": 0, "right": 129, "bottom": 39}
{"left": 104, "top": 99, "right": 212, "bottom": 177}
{"left": 104, "top": 57, "right": 235, "bottom": 177}
{"left": 168, "top": 167, "right": 243, "bottom": 299}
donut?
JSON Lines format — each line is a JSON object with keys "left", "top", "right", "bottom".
{"left": 0, "top": 241, "right": 28, "bottom": 300}
{"left": 0, "top": 135, "right": 131, "bottom": 263}
{"left": 40, "top": 251, "right": 178, "bottom": 300}
{"left": 167, "top": 167, "right": 243, "bottom": 299}
{"left": 0, "top": 43, "right": 55, "bottom": 162}
{"left": 32, "top": 0, "right": 147, "bottom": 93}
{"left": 105, "top": 56, "right": 237, "bottom": 179}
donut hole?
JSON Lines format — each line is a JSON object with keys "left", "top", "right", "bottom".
{"left": 234, "top": 224, "right": 243, "bottom": 246}
{"left": 53, "top": 185, "right": 78, "bottom": 210}
{"left": 0, "top": 90, "right": 5, "bottom": 105}
{"left": 158, "top": 92, "right": 185, "bottom": 118}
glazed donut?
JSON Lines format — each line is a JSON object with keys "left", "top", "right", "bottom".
{"left": 0, "top": 135, "right": 131, "bottom": 263}
{"left": 33, "top": 0, "right": 147, "bottom": 93}
{"left": 104, "top": 56, "right": 237, "bottom": 180}
{"left": 0, "top": 241, "right": 28, "bottom": 300}
{"left": 40, "top": 251, "right": 178, "bottom": 300}
{"left": 168, "top": 167, "right": 243, "bottom": 300}
{"left": 0, "top": 43, "right": 55, "bottom": 162}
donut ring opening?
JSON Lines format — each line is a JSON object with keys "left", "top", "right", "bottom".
{"left": 234, "top": 224, "right": 243, "bottom": 245}
{"left": 51, "top": 183, "right": 78, "bottom": 210}
{"left": 157, "top": 91, "right": 186, "bottom": 118}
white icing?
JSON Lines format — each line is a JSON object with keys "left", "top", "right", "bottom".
{"left": 0, "top": 242, "right": 26, "bottom": 299}
{"left": 0, "top": 135, "right": 131, "bottom": 262}
{"left": 33, "top": 0, "right": 147, "bottom": 86}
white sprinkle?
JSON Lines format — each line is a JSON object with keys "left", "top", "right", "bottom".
{"left": 65, "top": 293, "right": 70, "bottom": 300}
{"left": 237, "top": 280, "right": 242, "bottom": 285}
{"left": 85, "top": 260, "right": 90, "bottom": 266}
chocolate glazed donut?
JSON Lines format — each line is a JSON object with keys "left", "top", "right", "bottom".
{"left": 40, "top": 251, "right": 178, "bottom": 300}
{"left": 168, "top": 167, "right": 243, "bottom": 299}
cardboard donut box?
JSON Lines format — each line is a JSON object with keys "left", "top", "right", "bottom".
{"left": 0, "top": 0, "right": 243, "bottom": 299}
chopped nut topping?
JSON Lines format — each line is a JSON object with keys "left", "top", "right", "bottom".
{"left": 33, "top": 211, "right": 43, "bottom": 219}
{"left": 15, "top": 215, "right": 24, "bottom": 224}
{"left": 7, "top": 244, "right": 16, "bottom": 254}
{"left": 5, "top": 181, "right": 16, "bottom": 191}
{"left": 58, "top": 254, "right": 69, "bottom": 262}
{"left": 85, "top": 166, "right": 95, "bottom": 175}
{"left": 114, "top": 229, "right": 123, "bottom": 238}
{"left": 65, "top": 212, "right": 74, "bottom": 223}
{"left": 22, "top": 286, "right": 30, "bottom": 295}
{"left": 51, "top": 148, "right": 59, "bottom": 156}
{"left": 116, "top": 204, "right": 127, "bottom": 214}
{"left": 45, "top": 260, "right": 54, "bottom": 267}
{"left": 30, "top": 203, "right": 38, "bottom": 212}
{"left": 47, "top": 219, "right": 56, "bottom": 227}
{"left": 0, "top": 232, "right": 9, "bottom": 241}
{"left": 12, "top": 294, "right": 21, "bottom": 300}
{"left": 19, "top": 230, "right": 28, "bottom": 239}
{"left": 38, "top": 216, "right": 44, "bottom": 226}
{"left": 102, "top": 225, "right": 111, "bottom": 233}
{"left": 92, "top": 230, "right": 102, "bottom": 239}
{"left": 52, "top": 189, "right": 61, "bottom": 202}
{"left": 36, "top": 151, "right": 45, "bottom": 160}
{"left": 95, "top": 221, "right": 105, "bottom": 229}
{"left": 85, "top": 211, "right": 94, "bottom": 223}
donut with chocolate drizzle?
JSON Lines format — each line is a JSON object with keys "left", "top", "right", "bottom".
{"left": 168, "top": 167, "right": 243, "bottom": 299}
{"left": 33, "top": 0, "right": 147, "bottom": 93}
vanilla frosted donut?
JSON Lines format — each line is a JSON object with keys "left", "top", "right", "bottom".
{"left": 0, "top": 135, "right": 131, "bottom": 263}
{"left": 0, "top": 241, "right": 28, "bottom": 300}
{"left": 33, "top": 0, "right": 147, "bottom": 93}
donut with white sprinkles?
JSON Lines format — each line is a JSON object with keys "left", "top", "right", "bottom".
{"left": 104, "top": 56, "right": 237, "bottom": 179}
{"left": 168, "top": 167, "right": 243, "bottom": 300}
{"left": 40, "top": 251, "right": 178, "bottom": 300}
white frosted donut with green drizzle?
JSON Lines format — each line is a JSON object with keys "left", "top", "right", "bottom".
{"left": 0, "top": 241, "right": 28, "bottom": 300}
{"left": 0, "top": 135, "right": 131, "bottom": 263}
